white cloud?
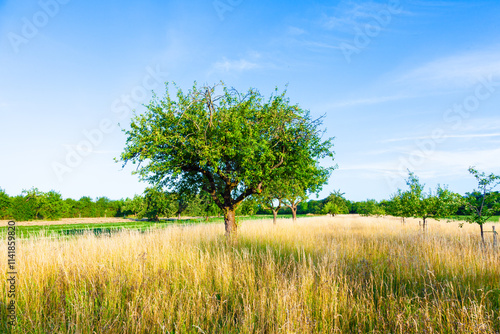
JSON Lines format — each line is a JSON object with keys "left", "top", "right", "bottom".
{"left": 382, "top": 132, "right": 500, "bottom": 144}
{"left": 380, "top": 117, "right": 500, "bottom": 144}
{"left": 322, "top": 1, "right": 402, "bottom": 31}
{"left": 300, "top": 40, "right": 343, "bottom": 50}
{"left": 397, "top": 49, "right": 500, "bottom": 88}
{"left": 211, "top": 58, "right": 260, "bottom": 73}
{"left": 287, "top": 26, "right": 306, "bottom": 36}
{"left": 426, "top": 148, "right": 500, "bottom": 174}
{"left": 320, "top": 93, "right": 414, "bottom": 109}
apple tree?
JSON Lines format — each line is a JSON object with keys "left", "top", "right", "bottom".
{"left": 119, "top": 82, "right": 334, "bottom": 237}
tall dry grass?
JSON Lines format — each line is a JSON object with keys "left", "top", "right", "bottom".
{"left": 1, "top": 215, "right": 500, "bottom": 333}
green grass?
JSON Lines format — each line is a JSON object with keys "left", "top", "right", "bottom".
{"left": 447, "top": 215, "right": 500, "bottom": 223}
{"left": 0, "top": 214, "right": 308, "bottom": 239}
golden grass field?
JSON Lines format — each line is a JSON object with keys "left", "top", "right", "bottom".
{"left": 1, "top": 215, "right": 500, "bottom": 333}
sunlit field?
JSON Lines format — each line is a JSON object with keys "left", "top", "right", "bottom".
{"left": 2, "top": 215, "right": 500, "bottom": 333}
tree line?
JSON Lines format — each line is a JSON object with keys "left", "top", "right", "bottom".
{"left": 0, "top": 186, "right": 395, "bottom": 221}
{"left": 0, "top": 187, "right": 239, "bottom": 222}
{"left": 2, "top": 171, "right": 498, "bottom": 225}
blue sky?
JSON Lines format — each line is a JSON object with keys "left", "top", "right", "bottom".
{"left": 1, "top": 0, "right": 499, "bottom": 201}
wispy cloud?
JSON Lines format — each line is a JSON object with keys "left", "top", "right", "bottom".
{"left": 299, "top": 40, "right": 343, "bottom": 50}
{"left": 381, "top": 118, "right": 500, "bottom": 144}
{"left": 211, "top": 57, "right": 260, "bottom": 73}
{"left": 321, "top": 1, "right": 403, "bottom": 32}
{"left": 397, "top": 49, "right": 500, "bottom": 88}
{"left": 342, "top": 146, "right": 500, "bottom": 185}
{"left": 426, "top": 147, "right": 500, "bottom": 174}
{"left": 320, "top": 93, "right": 414, "bottom": 109}
{"left": 382, "top": 133, "right": 500, "bottom": 143}
{"left": 287, "top": 26, "right": 306, "bottom": 36}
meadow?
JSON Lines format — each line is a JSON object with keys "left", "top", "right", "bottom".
{"left": 1, "top": 215, "right": 500, "bottom": 333}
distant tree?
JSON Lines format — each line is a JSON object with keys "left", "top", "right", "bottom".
{"left": 282, "top": 163, "right": 331, "bottom": 222}
{"left": 62, "top": 198, "right": 79, "bottom": 218}
{"left": 22, "top": 188, "right": 46, "bottom": 220}
{"left": 10, "top": 195, "right": 33, "bottom": 221}
{"left": 112, "top": 199, "right": 126, "bottom": 217}
{"left": 262, "top": 196, "right": 284, "bottom": 224}
{"left": 493, "top": 192, "right": 500, "bottom": 215}
{"left": 297, "top": 201, "right": 308, "bottom": 214}
{"left": 0, "top": 188, "right": 11, "bottom": 219}
{"left": 77, "top": 196, "right": 95, "bottom": 218}
{"left": 354, "top": 199, "right": 385, "bottom": 217}
{"left": 196, "top": 191, "right": 222, "bottom": 221}
{"left": 118, "top": 82, "right": 334, "bottom": 237}
{"left": 125, "top": 195, "right": 145, "bottom": 217}
{"left": 403, "top": 171, "right": 462, "bottom": 230}
{"left": 141, "top": 187, "right": 176, "bottom": 221}
{"left": 387, "top": 189, "right": 412, "bottom": 223}
{"left": 307, "top": 199, "right": 325, "bottom": 214}
{"left": 236, "top": 196, "right": 258, "bottom": 216}
{"left": 174, "top": 191, "right": 194, "bottom": 220}
{"left": 464, "top": 167, "right": 500, "bottom": 244}
{"left": 322, "top": 190, "right": 349, "bottom": 216}
{"left": 38, "top": 190, "right": 65, "bottom": 220}
{"left": 258, "top": 178, "right": 287, "bottom": 224}
{"left": 95, "top": 197, "right": 118, "bottom": 217}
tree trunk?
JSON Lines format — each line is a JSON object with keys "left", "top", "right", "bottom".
{"left": 291, "top": 206, "right": 297, "bottom": 223}
{"left": 224, "top": 208, "right": 237, "bottom": 238}
{"left": 272, "top": 210, "right": 278, "bottom": 224}
{"left": 480, "top": 224, "right": 485, "bottom": 244}
{"left": 423, "top": 217, "right": 427, "bottom": 231}
{"left": 178, "top": 212, "right": 181, "bottom": 220}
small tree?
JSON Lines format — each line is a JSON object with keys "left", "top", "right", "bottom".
{"left": 0, "top": 188, "right": 11, "bottom": 220}
{"left": 464, "top": 167, "right": 500, "bottom": 244}
{"left": 96, "top": 197, "right": 112, "bottom": 217}
{"left": 141, "top": 187, "right": 177, "bottom": 221}
{"left": 322, "top": 190, "right": 349, "bottom": 216}
{"left": 261, "top": 196, "right": 284, "bottom": 224}
{"left": 38, "top": 190, "right": 65, "bottom": 221}
{"left": 387, "top": 189, "right": 411, "bottom": 223}
{"left": 77, "top": 196, "right": 95, "bottom": 218}
{"left": 236, "top": 196, "right": 258, "bottom": 216}
{"left": 354, "top": 199, "right": 385, "bottom": 217}
{"left": 174, "top": 192, "right": 191, "bottom": 220}
{"left": 130, "top": 195, "right": 146, "bottom": 217}
{"left": 22, "top": 188, "right": 45, "bottom": 220}
{"left": 282, "top": 163, "right": 331, "bottom": 222}
{"left": 404, "top": 171, "right": 461, "bottom": 230}
{"left": 258, "top": 178, "right": 288, "bottom": 224}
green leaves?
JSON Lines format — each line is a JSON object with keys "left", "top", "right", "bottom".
{"left": 119, "top": 82, "right": 335, "bottom": 217}
{"left": 141, "top": 187, "right": 177, "bottom": 221}
{"left": 392, "top": 171, "right": 462, "bottom": 225}
{"left": 322, "top": 191, "right": 349, "bottom": 216}
{"left": 465, "top": 167, "right": 500, "bottom": 226}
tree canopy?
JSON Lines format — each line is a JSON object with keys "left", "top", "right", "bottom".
{"left": 322, "top": 190, "right": 349, "bottom": 216}
{"left": 464, "top": 166, "right": 500, "bottom": 243}
{"left": 397, "top": 171, "right": 461, "bottom": 229}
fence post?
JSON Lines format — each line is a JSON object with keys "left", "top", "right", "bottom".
{"left": 493, "top": 226, "right": 497, "bottom": 248}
